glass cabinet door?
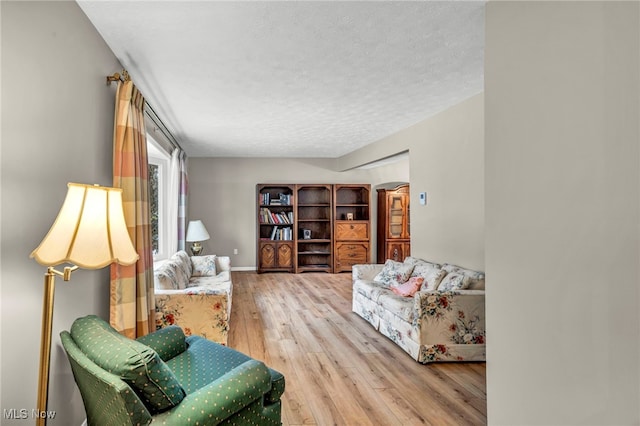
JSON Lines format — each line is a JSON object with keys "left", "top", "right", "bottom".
{"left": 388, "top": 195, "right": 405, "bottom": 238}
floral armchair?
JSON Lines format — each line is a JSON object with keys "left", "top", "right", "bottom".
{"left": 154, "top": 251, "right": 232, "bottom": 345}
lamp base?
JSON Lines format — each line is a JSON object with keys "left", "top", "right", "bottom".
{"left": 190, "top": 242, "right": 203, "bottom": 256}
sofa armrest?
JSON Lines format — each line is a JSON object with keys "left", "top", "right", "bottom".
{"left": 216, "top": 255, "right": 231, "bottom": 272}
{"left": 352, "top": 264, "right": 383, "bottom": 282}
{"left": 155, "top": 291, "right": 230, "bottom": 345}
{"left": 413, "top": 290, "right": 486, "bottom": 345}
{"left": 154, "top": 360, "right": 272, "bottom": 424}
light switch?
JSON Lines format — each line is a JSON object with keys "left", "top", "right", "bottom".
{"left": 419, "top": 192, "right": 427, "bottom": 205}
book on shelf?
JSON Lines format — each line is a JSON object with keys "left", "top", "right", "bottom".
{"left": 261, "top": 192, "right": 293, "bottom": 206}
{"left": 260, "top": 208, "right": 294, "bottom": 224}
{"left": 268, "top": 226, "right": 292, "bottom": 241}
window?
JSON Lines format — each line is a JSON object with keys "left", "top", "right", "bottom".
{"left": 148, "top": 136, "right": 170, "bottom": 260}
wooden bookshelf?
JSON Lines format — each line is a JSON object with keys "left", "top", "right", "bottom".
{"left": 333, "top": 184, "right": 371, "bottom": 272}
{"left": 256, "top": 184, "right": 295, "bottom": 273}
{"left": 256, "top": 183, "right": 370, "bottom": 273}
{"left": 296, "top": 184, "right": 333, "bottom": 273}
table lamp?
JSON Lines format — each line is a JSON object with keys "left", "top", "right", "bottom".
{"left": 186, "top": 220, "right": 210, "bottom": 255}
{"left": 30, "top": 183, "right": 139, "bottom": 426}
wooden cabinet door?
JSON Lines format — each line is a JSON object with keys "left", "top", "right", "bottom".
{"left": 259, "top": 241, "right": 293, "bottom": 271}
{"left": 259, "top": 242, "right": 276, "bottom": 269}
{"left": 335, "top": 222, "right": 369, "bottom": 240}
{"left": 386, "top": 241, "right": 409, "bottom": 262}
{"left": 387, "top": 193, "right": 410, "bottom": 239}
{"left": 276, "top": 243, "right": 293, "bottom": 268}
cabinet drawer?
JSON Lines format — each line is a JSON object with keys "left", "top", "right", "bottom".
{"left": 335, "top": 222, "right": 369, "bottom": 240}
{"left": 335, "top": 242, "right": 369, "bottom": 271}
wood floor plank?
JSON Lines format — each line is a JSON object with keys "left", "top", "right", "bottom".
{"left": 228, "top": 271, "right": 487, "bottom": 426}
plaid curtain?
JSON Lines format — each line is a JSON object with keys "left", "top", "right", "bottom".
{"left": 177, "top": 150, "right": 188, "bottom": 251}
{"left": 110, "top": 80, "right": 155, "bottom": 338}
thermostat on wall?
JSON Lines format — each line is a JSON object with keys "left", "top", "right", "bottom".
{"left": 419, "top": 192, "right": 427, "bottom": 205}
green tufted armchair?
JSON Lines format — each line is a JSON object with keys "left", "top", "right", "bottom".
{"left": 60, "top": 315, "right": 284, "bottom": 425}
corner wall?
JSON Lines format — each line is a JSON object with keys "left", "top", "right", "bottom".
{"left": 485, "top": 2, "right": 640, "bottom": 424}
{"left": 1, "top": 2, "right": 121, "bottom": 424}
{"left": 339, "top": 93, "right": 485, "bottom": 270}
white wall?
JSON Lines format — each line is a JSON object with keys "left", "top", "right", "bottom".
{"left": 1, "top": 2, "right": 121, "bottom": 425}
{"left": 485, "top": 2, "right": 640, "bottom": 425}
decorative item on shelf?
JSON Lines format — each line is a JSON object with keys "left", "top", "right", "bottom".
{"left": 346, "top": 213, "right": 354, "bottom": 220}
{"left": 186, "top": 219, "right": 210, "bottom": 256}
{"left": 302, "top": 229, "right": 312, "bottom": 239}
{"left": 30, "top": 183, "right": 139, "bottom": 426}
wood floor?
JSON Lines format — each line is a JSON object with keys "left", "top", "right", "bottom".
{"left": 228, "top": 271, "right": 487, "bottom": 426}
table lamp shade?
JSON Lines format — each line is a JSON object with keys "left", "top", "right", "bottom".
{"left": 186, "top": 220, "right": 210, "bottom": 242}
{"left": 31, "top": 183, "right": 139, "bottom": 268}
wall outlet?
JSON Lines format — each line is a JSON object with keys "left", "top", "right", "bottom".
{"left": 233, "top": 248, "right": 238, "bottom": 255}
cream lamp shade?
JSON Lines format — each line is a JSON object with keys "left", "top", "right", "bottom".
{"left": 186, "top": 220, "right": 210, "bottom": 242}
{"left": 31, "top": 183, "right": 139, "bottom": 268}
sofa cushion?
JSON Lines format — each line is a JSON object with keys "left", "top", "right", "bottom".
{"left": 437, "top": 272, "right": 471, "bottom": 291}
{"left": 70, "top": 315, "right": 186, "bottom": 413}
{"left": 191, "top": 255, "right": 217, "bottom": 277}
{"left": 353, "top": 279, "right": 389, "bottom": 303}
{"left": 376, "top": 292, "right": 416, "bottom": 323}
{"left": 187, "top": 271, "right": 231, "bottom": 288}
{"left": 410, "top": 264, "right": 447, "bottom": 291}
{"left": 442, "top": 264, "right": 485, "bottom": 290}
{"left": 373, "top": 259, "right": 414, "bottom": 286}
{"left": 391, "top": 277, "right": 424, "bottom": 297}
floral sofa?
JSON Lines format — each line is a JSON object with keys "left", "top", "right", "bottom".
{"left": 352, "top": 256, "right": 485, "bottom": 363}
{"left": 154, "top": 250, "right": 232, "bottom": 345}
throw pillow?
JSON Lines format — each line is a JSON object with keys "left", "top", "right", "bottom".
{"left": 391, "top": 276, "right": 424, "bottom": 297}
{"left": 70, "top": 315, "right": 186, "bottom": 413}
{"left": 171, "top": 250, "right": 193, "bottom": 278}
{"left": 373, "top": 259, "right": 414, "bottom": 286}
{"left": 410, "top": 264, "right": 447, "bottom": 291}
{"left": 154, "top": 270, "right": 176, "bottom": 290}
{"left": 442, "top": 264, "right": 485, "bottom": 290}
{"left": 404, "top": 256, "right": 441, "bottom": 269}
{"left": 154, "top": 262, "right": 181, "bottom": 290}
{"left": 438, "top": 273, "right": 471, "bottom": 291}
{"left": 191, "top": 255, "right": 217, "bottom": 277}
{"left": 167, "top": 260, "right": 188, "bottom": 289}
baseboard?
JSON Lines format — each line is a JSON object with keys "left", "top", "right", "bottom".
{"left": 230, "top": 266, "right": 257, "bottom": 272}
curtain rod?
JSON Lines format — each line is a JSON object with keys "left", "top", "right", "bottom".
{"left": 106, "top": 70, "right": 184, "bottom": 153}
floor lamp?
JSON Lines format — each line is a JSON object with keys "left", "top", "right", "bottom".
{"left": 30, "top": 183, "right": 139, "bottom": 426}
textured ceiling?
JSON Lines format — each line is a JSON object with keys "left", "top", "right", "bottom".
{"left": 78, "top": 1, "right": 484, "bottom": 158}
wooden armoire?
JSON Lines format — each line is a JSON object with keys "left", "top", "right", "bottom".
{"left": 377, "top": 184, "right": 410, "bottom": 263}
